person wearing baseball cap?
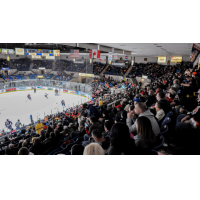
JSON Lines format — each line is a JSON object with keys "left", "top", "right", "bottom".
{"left": 115, "top": 104, "right": 123, "bottom": 111}
{"left": 133, "top": 98, "right": 142, "bottom": 106}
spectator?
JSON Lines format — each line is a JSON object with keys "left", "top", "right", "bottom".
{"left": 83, "top": 143, "right": 105, "bottom": 155}
{"left": 126, "top": 102, "right": 160, "bottom": 136}
{"left": 155, "top": 101, "right": 166, "bottom": 124}
{"left": 134, "top": 116, "right": 158, "bottom": 149}
{"left": 156, "top": 92, "right": 171, "bottom": 115}
{"left": 18, "top": 147, "right": 33, "bottom": 155}
{"left": 39, "top": 130, "right": 46, "bottom": 142}
{"left": 36, "top": 120, "right": 43, "bottom": 134}
{"left": 146, "top": 90, "right": 156, "bottom": 107}
{"left": 5, "top": 144, "right": 17, "bottom": 155}
{"left": 71, "top": 144, "right": 85, "bottom": 155}
{"left": 83, "top": 103, "right": 102, "bottom": 119}
{"left": 29, "top": 138, "right": 44, "bottom": 155}
{"left": 91, "top": 129, "right": 110, "bottom": 151}
{"left": 107, "top": 123, "right": 137, "bottom": 155}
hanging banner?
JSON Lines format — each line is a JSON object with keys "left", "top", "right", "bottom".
{"left": 2, "top": 49, "right": 14, "bottom": 54}
{"left": 171, "top": 57, "right": 182, "bottom": 63}
{"left": 89, "top": 50, "right": 93, "bottom": 58}
{"left": 46, "top": 56, "right": 55, "bottom": 59}
{"left": 53, "top": 50, "right": 60, "bottom": 56}
{"left": 108, "top": 52, "right": 113, "bottom": 64}
{"left": 113, "top": 53, "right": 118, "bottom": 59}
{"left": 15, "top": 48, "right": 24, "bottom": 55}
{"left": 190, "top": 43, "right": 200, "bottom": 67}
{"left": 157, "top": 57, "right": 166, "bottom": 63}
{"left": 125, "top": 55, "right": 128, "bottom": 61}
{"left": 32, "top": 55, "right": 41, "bottom": 59}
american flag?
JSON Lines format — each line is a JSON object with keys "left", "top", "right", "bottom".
{"left": 70, "top": 49, "right": 79, "bottom": 58}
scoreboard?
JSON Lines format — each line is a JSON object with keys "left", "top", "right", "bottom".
{"left": 25, "top": 49, "right": 60, "bottom": 57}
{"left": 25, "top": 49, "right": 53, "bottom": 56}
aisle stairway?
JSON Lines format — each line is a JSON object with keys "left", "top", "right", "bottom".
{"left": 100, "top": 65, "right": 109, "bottom": 75}
{"left": 29, "top": 63, "right": 34, "bottom": 71}
{"left": 52, "top": 61, "right": 55, "bottom": 71}
{"left": 0, "top": 78, "right": 5, "bottom": 82}
{"left": 124, "top": 66, "right": 133, "bottom": 78}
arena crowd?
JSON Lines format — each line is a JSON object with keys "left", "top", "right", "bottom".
{"left": 1, "top": 61, "right": 200, "bottom": 155}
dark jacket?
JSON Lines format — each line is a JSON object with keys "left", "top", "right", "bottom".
{"left": 107, "top": 139, "right": 137, "bottom": 155}
{"left": 89, "top": 122, "right": 102, "bottom": 135}
{"left": 146, "top": 95, "right": 156, "bottom": 107}
{"left": 29, "top": 143, "right": 45, "bottom": 155}
{"left": 158, "top": 98, "right": 171, "bottom": 115}
{"left": 88, "top": 105, "right": 102, "bottom": 119}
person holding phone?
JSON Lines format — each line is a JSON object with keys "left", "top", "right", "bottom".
{"left": 83, "top": 117, "right": 102, "bottom": 141}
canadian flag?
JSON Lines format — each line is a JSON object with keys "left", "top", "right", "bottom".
{"left": 92, "top": 49, "right": 101, "bottom": 58}
{"left": 89, "top": 50, "right": 92, "bottom": 58}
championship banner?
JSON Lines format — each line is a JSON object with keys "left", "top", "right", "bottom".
{"left": 113, "top": 53, "right": 118, "bottom": 59}
{"left": 53, "top": 50, "right": 60, "bottom": 56}
{"left": 2, "top": 49, "right": 14, "bottom": 54}
{"left": 46, "top": 56, "right": 55, "bottom": 59}
{"left": 32, "top": 55, "right": 41, "bottom": 59}
{"left": 15, "top": 48, "right": 24, "bottom": 55}
{"left": 190, "top": 43, "right": 200, "bottom": 67}
{"left": 108, "top": 52, "right": 113, "bottom": 64}
{"left": 125, "top": 55, "right": 128, "bottom": 61}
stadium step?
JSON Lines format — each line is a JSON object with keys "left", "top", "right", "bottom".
{"left": 100, "top": 65, "right": 109, "bottom": 75}
{"left": 29, "top": 63, "right": 34, "bottom": 71}
{"left": 124, "top": 65, "right": 133, "bottom": 77}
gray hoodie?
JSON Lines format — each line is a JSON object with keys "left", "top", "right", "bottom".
{"left": 126, "top": 109, "right": 160, "bottom": 136}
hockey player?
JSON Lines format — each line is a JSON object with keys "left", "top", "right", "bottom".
{"left": 27, "top": 94, "right": 31, "bottom": 100}
{"left": 55, "top": 89, "right": 58, "bottom": 96}
{"left": 61, "top": 100, "right": 65, "bottom": 106}
{"left": 45, "top": 93, "right": 49, "bottom": 99}
{"left": 5, "top": 119, "right": 12, "bottom": 130}
{"left": 15, "top": 119, "right": 22, "bottom": 129}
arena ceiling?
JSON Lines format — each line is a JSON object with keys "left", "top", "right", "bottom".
{"left": 0, "top": 43, "right": 198, "bottom": 57}
{"left": 95, "top": 43, "right": 196, "bottom": 57}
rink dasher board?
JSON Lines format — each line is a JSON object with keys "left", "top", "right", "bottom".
{"left": 0, "top": 88, "right": 92, "bottom": 100}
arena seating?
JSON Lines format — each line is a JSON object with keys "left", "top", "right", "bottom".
{"left": 103, "top": 65, "right": 129, "bottom": 76}
{"left": 93, "top": 63, "right": 107, "bottom": 75}
{"left": 11, "top": 59, "right": 31, "bottom": 71}
{"left": 32, "top": 60, "right": 53, "bottom": 69}
{"left": 55, "top": 60, "right": 73, "bottom": 71}
{"left": 67, "top": 64, "right": 85, "bottom": 72}
{"left": 5, "top": 75, "right": 26, "bottom": 81}
{"left": 53, "top": 75, "right": 72, "bottom": 81}
{"left": 1, "top": 60, "right": 200, "bottom": 155}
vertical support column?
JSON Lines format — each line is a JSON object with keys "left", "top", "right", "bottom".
{"left": 97, "top": 45, "right": 100, "bottom": 50}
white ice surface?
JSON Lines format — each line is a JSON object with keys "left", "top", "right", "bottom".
{"left": 0, "top": 90, "right": 89, "bottom": 130}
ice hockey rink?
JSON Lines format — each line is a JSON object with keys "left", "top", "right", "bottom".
{"left": 0, "top": 90, "right": 89, "bottom": 131}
